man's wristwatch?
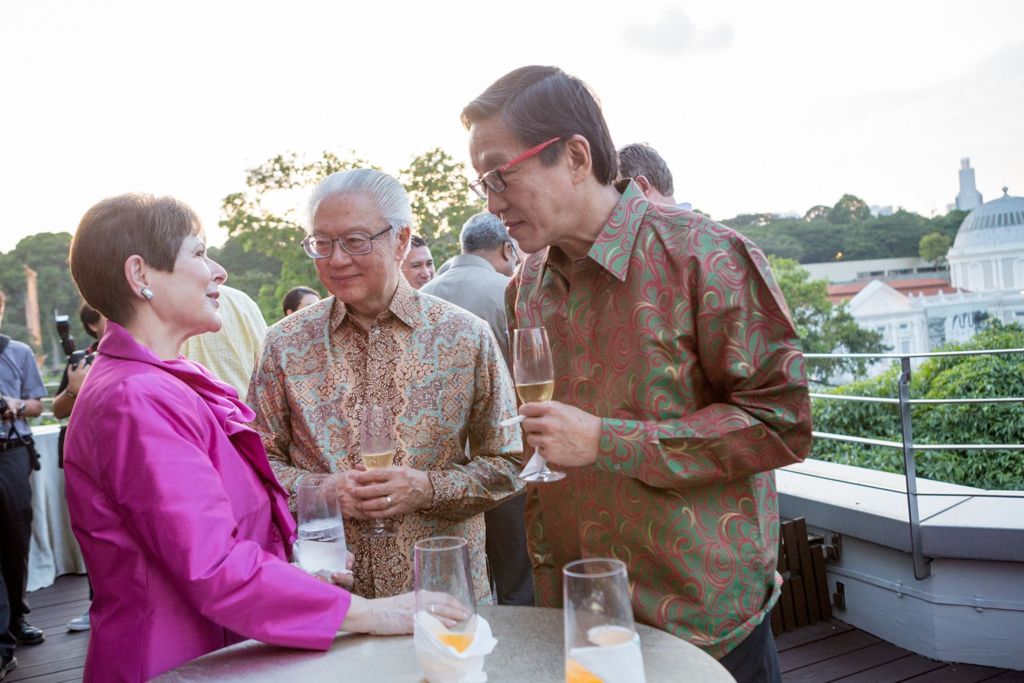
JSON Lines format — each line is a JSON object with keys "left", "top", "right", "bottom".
{"left": 15, "top": 400, "right": 26, "bottom": 417}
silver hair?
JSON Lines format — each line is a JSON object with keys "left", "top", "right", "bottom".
{"left": 307, "top": 168, "right": 414, "bottom": 243}
{"left": 460, "top": 212, "right": 509, "bottom": 254}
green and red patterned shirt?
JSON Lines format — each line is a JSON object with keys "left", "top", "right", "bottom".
{"left": 507, "top": 181, "right": 812, "bottom": 658}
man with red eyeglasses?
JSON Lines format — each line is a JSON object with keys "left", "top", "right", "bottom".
{"left": 461, "top": 66, "right": 812, "bottom": 683}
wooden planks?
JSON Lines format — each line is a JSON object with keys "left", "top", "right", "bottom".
{"left": 776, "top": 618, "right": 1015, "bottom": 682}
{"left": 773, "top": 517, "right": 833, "bottom": 634}
{"left": 9, "top": 575, "right": 89, "bottom": 682}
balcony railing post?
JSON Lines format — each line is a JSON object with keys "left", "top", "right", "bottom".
{"left": 898, "top": 356, "right": 931, "bottom": 579}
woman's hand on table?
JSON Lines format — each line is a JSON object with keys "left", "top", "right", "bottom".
{"left": 340, "top": 591, "right": 469, "bottom": 636}
{"left": 350, "top": 467, "right": 433, "bottom": 518}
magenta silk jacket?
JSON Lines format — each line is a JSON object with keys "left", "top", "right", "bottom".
{"left": 63, "top": 322, "right": 349, "bottom": 682}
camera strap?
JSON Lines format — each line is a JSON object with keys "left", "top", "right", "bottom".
{"left": 0, "top": 334, "right": 9, "bottom": 358}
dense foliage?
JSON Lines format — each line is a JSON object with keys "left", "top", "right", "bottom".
{"left": 810, "top": 322, "right": 1024, "bottom": 490}
{"left": 0, "top": 232, "right": 88, "bottom": 372}
{"left": 768, "top": 256, "right": 888, "bottom": 383}
{"left": 214, "top": 148, "right": 482, "bottom": 322}
{"left": 722, "top": 194, "right": 966, "bottom": 264}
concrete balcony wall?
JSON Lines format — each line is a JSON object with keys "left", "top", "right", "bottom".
{"left": 778, "top": 459, "right": 1024, "bottom": 670}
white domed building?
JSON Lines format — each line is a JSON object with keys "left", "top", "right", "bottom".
{"left": 844, "top": 186, "right": 1024, "bottom": 365}
{"left": 947, "top": 188, "right": 1024, "bottom": 292}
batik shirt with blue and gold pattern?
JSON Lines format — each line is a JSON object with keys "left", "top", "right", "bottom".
{"left": 249, "top": 278, "right": 524, "bottom": 600}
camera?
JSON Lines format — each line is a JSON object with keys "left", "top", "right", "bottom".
{"left": 55, "top": 311, "right": 94, "bottom": 369}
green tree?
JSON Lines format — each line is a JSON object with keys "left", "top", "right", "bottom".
{"left": 218, "top": 151, "right": 376, "bottom": 321}
{"left": 0, "top": 232, "right": 86, "bottom": 372}
{"left": 218, "top": 148, "right": 482, "bottom": 321}
{"left": 803, "top": 205, "right": 831, "bottom": 222}
{"left": 829, "top": 194, "right": 872, "bottom": 225}
{"left": 919, "top": 232, "right": 952, "bottom": 267}
{"left": 399, "top": 148, "right": 484, "bottom": 266}
{"left": 769, "top": 256, "right": 888, "bottom": 383}
{"left": 811, "top": 322, "right": 1024, "bottom": 490}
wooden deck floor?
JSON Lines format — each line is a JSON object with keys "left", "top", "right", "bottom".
{"left": 777, "top": 620, "right": 1020, "bottom": 682}
{"left": 9, "top": 575, "right": 1022, "bottom": 682}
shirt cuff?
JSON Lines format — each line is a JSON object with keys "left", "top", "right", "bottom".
{"left": 423, "top": 470, "right": 459, "bottom": 513}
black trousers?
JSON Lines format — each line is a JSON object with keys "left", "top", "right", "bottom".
{"left": 0, "top": 444, "right": 33, "bottom": 659}
{"left": 719, "top": 616, "right": 782, "bottom": 683}
{"left": 484, "top": 493, "right": 534, "bottom": 605}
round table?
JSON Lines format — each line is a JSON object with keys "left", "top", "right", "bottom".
{"left": 157, "top": 605, "right": 734, "bottom": 682}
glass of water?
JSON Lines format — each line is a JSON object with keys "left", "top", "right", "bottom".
{"left": 294, "top": 481, "right": 348, "bottom": 576}
{"left": 563, "top": 558, "right": 646, "bottom": 682}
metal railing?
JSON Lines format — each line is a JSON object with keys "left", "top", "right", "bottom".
{"left": 803, "top": 348, "right": 1024, "bottom": 580}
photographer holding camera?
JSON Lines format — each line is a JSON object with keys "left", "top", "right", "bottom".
{"left": 0, "top": 289, "right": 48, "bottom": 680}
{"left": 51, "top": 304, "right": 105, "bottom": 635}
{"left": 52, "top": 304, "right": 104, "bottom": 422}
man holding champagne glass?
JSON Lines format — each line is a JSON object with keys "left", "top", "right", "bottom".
{"left": 461, "top": 67, "right": 813, "bottom": 683}
{"left": 249, "top": 169, "right": 525, "bottom": 601}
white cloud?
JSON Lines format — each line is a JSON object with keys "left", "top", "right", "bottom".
{"left": 621, "top": 7, "right": 734, "bottom": 57}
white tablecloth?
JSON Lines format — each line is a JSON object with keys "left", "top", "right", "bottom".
{"left": 27, "top": 424, "right": 86, "bottom": 592}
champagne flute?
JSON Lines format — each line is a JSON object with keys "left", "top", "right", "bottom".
{"left": 360, "top": 403, "right": 397, "bottom": 538}
{"left": 513, "top": 326, "right": 566, "bottom": 483}
{"left": 294, "top": 481, "right": 348, "bottom": 576}
{"left": 414, "top": 537, "right": 477, "bottom": 653}
{"left": 563, "top": 558, "right": 646, "bottom": 683}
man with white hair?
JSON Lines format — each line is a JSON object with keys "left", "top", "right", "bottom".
{"left": 248, "top": 169, "right": 524, "bottom": 601}
{"left": 421, "top": 212, "right": 532, "bottom": 605}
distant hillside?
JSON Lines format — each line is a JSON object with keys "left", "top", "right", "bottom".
{"left": 719, "top": 195, "right": 966, "bottom": 263}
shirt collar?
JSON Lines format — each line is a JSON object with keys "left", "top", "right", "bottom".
{"left": 538, "top": 179, "right": 648, "bottom": 284}
{"left": 328, "top": 275, "right": 422, "bottom": 332}
{"left": 585, "top": 179, "right": 647, "bottom": 281}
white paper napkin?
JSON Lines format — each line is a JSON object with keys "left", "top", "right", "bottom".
{"left": 519, "top": 452, "right": 547, "bottom": 479}
{"left": 568, "top": 629, "right": 646, "bottom": 683}
{"left": 414, "top": 611, "right": 497, "bottom": 683}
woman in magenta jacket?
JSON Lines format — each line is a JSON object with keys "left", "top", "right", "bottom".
{"left": 63, "top": 194, "right": 461, "bottom": 682}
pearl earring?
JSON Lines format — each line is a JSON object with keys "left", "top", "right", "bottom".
{"left": 140, "top": 286, "right": 155, "bottom": 301}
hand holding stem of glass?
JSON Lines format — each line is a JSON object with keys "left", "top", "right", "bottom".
{"left": 360, "top": 404, "right": 397, "bottom": 537}
{"left": 512, "top": 326, "right": 566, "bottom": 483}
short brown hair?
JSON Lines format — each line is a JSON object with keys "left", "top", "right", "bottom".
{"left": 461, "top": 65, "right": 618, "bottom": 186}
{"left": 69, "top": 194, "right": 202, "bottom": 325}
{"left": 617, "top": 143, "right": 674, "bottom": 196}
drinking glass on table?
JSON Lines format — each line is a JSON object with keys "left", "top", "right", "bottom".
{"left": 414, "top": 537, "right": 478, "bottom": 652}
{"left": 513, "top": 326, "right": 566, "bottom": 483}
{"left": 294, "top": 482, "right": 348, "bottom": 576}
{"left": 563, "top": 558, "right": 647, "bottom": 683}
{"left": 360, "top": 403, "right": 397, "bottom": 538}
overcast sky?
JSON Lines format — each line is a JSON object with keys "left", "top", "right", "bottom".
{"left": 2, "top": 0, "right": 1022, "bottom": 252}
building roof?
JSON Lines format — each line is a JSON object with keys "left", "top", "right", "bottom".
{"left": 951, "top": 188, "right": 1024, "bottom": 251}
{"left": 828, "top": 277, "right": 960, "bottom": 303}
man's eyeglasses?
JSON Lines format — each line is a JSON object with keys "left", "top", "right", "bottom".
{"left": 302, "top": 225, "right": 393, "bottom": 259}
{"left": 505, "top": 240, "right": 520, "bottom": 267}
{"left": 470, "top": 137, "right": 562, "bottom": 200}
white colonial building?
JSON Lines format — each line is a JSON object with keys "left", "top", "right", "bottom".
{"left": 843, "top": 187, "right": 1024, "bottom": 361}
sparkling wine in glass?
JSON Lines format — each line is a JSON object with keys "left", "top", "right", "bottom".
{"left": 563, "top": 558, "right": 646, "bottom": 683}
{"left": 295, "top": 481, "right": 348, "bottom": 576}
{"left": 360, "top": 403, "right": 397, "bottom": 538}
{"left": 513, "top": 326, "right": 565, "bottom": 483}
{"left": 414, "top": 536, "right": 477, "bottom": 654}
